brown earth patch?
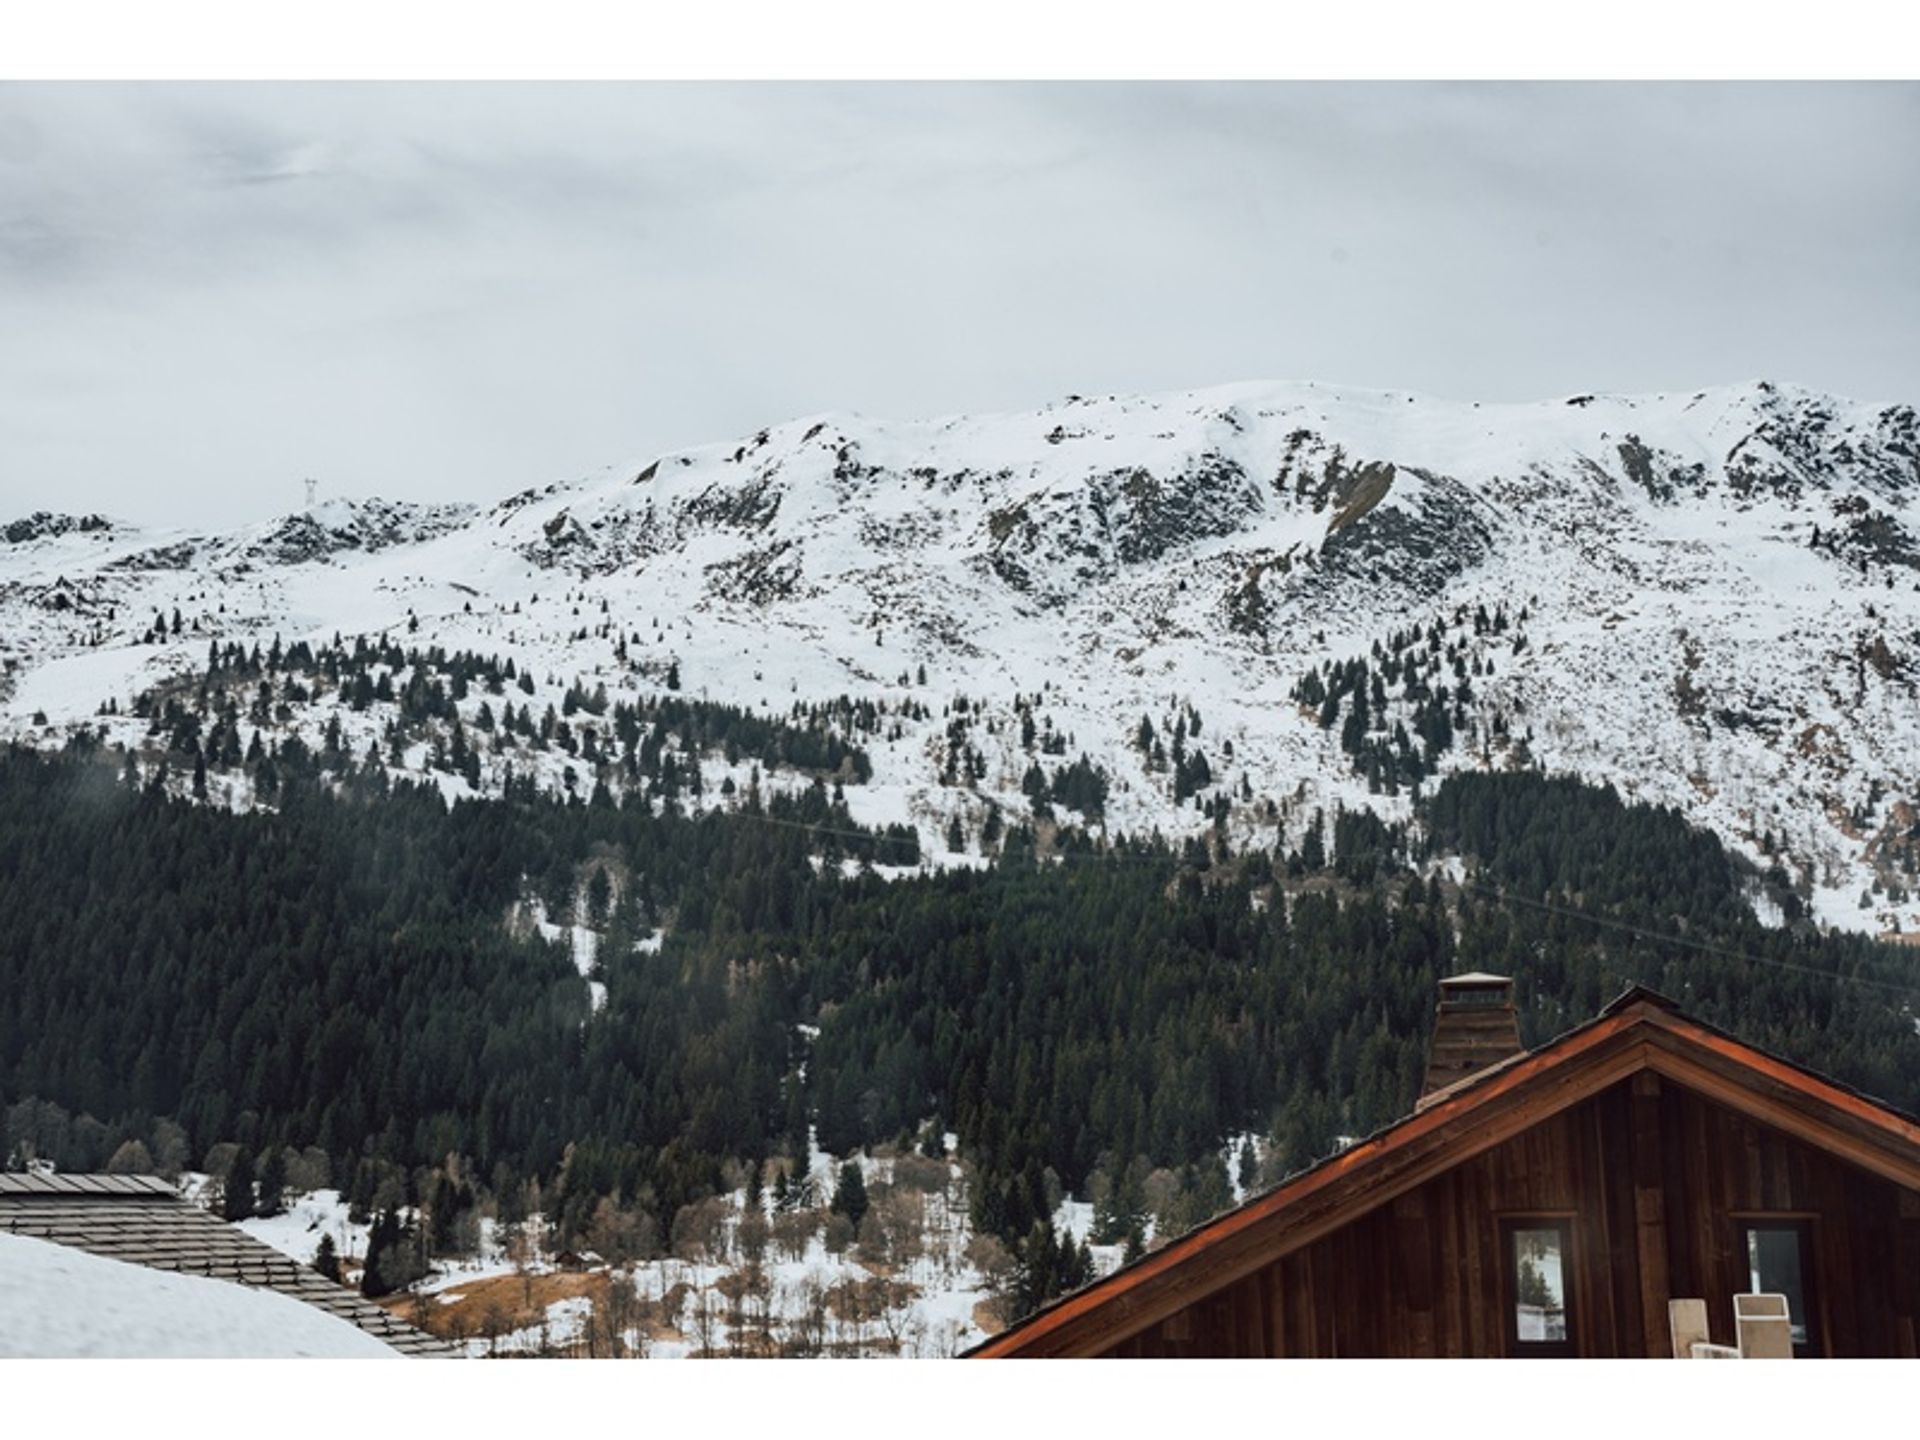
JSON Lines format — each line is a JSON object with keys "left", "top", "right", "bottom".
{"left": 376, "top": 1268, "right": 609, "bottom": 1342}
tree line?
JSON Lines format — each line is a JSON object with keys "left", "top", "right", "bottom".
{"left": 3, "top": 738, "right": 1916, "bottom": 1326}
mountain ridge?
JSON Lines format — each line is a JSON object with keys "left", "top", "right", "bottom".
{"left": 3, "top": 376, "right": 1917, "bottom": 941}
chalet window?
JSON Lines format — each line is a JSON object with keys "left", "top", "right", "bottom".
{"left": 1504, "top": 1220, "right": 1573, "bottom": 1356}
{"left": 1741, "top": 1221, "right": 1816, "bottom": 1354}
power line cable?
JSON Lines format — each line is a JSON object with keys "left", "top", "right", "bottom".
{"left": 707, "top": 807, "right": 1920, "bottom": 1001}
{"left": 687, "top": 801, "right": 1195, "bottom": 868}
{"left": 1463, "top": 881, "right": 1920, "bottom": 1002}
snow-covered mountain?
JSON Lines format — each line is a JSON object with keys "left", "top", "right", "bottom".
{"left": 4, "top": 378, "right": 1917, "bottom": 935}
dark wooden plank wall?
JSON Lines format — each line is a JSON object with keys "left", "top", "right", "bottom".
{"left": 1657, "top": 1081, "right": 1920, "bottom": 1358}
{"left": 1104, "top": 1077, "right": 1920, "bottom": 1357}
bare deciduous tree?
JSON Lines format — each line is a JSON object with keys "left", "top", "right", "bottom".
{"left": 479, "top": 1298, "right": 511, "bottom": 1357}
{"left": 772, "top": 1207, "right": 819, "bottom": 1262}
{"left": 823, "top": 1211, "right": 855, "bottom": 1257}
{"left": 965, "top": 1233, "right": 1020, "bottom": 1331}
{"left": 736, "top": 1206, "right": 770, "bottom": 1269}
{"left": 670, "top": 1195, "right": 731, "bottom": 1269}
{"left": 587, "top": 1195, "right": 657, "bottom": 1266}
{"left": 105, "top": 1139, "right": 153, "bottom": 1174}
{"left": 686, "top": 1282, "right": 719, "bottom": 1355}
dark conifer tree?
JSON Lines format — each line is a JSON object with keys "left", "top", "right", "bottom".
{"left": 313, "top": 1232, "right": 341, "bottom": 1283}
{"left": 255, "top": 1146, "right": 286, "bottom": 1217}
{"left": 362, "top": 1209, "right": 396, "bottom": 1297}
{"left": 831, "top": 1161, "right": 868, "bottom": 1229}
{"left": 222, "top": 1146, "right": 255, "bottom": 1222}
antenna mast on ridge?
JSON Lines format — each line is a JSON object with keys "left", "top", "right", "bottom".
{"left": 304, "top": 478, "right": 319, "bottom": 514}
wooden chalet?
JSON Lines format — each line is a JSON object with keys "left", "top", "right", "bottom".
{"left": 970, "top": 977, "right": 1920, "bottom": 1358}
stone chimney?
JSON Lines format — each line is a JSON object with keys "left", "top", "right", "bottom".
{"left": 1416, "top": 972, "right": 1526, "bottom": 1108}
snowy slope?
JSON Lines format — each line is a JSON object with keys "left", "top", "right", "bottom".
{"left": 227, "top": 1159, "right": 1000, "bottom": 1359}
{"left": 234, "top": 1187, "right": 368, "bottom": 1269}
{"left": 4, "top": 377, "right": 1917, "bottom": 934}
{"left": 0, "top": 1230, "right": 398, "bottom": 1357}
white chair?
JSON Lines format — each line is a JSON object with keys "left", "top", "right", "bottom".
{"left": 1668, "top": 1297, "right": 1709, "bottom": 1359}
{"left": 1733, "top": 1293, "right": 1794, "bottom": 1359}
{"left": 1668, "top": 1294, "right": 1795, "bottom": 1359}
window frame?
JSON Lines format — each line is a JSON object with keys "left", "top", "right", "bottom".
{"left": 1500, "top": 1215, "right": 1576, "bottom": 1358}
{"left": 1734, "top": 1216, "right": 1821, "bottom": 1358}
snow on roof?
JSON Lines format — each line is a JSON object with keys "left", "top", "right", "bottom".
{"left": 0, "top": 1230, "right": 400, "bottom": 1358}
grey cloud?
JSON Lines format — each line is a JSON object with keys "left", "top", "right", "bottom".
{"left": 0, "top": 82, "right": 1914, "bottom": 529}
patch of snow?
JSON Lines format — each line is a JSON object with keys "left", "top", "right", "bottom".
{"left": 1223, "top": 1131, "right": 1264, "bottom": 1204}
{"left": 235, "top": 1187, "right": 365, "bottom": 1268}
{"left": 1053, "top": 1198, "right": 1094, "bottom": 1245}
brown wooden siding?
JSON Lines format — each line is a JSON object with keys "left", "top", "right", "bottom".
{"left": 1103, "top": 1076, "right": 1920, "bottom": 1357}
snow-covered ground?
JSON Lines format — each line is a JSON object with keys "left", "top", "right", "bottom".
{"left": 226, "top": 1145, "right": 1007, "bottom": 1358}
{"left": 180, "top": 1127, "right": 1266, "bottom": 1360}
{"left": 0, "top": 1230, "right": 397, "bottom": 1358}
{"left": 231, "top": 1186, "right": 364, "bottom": 1266}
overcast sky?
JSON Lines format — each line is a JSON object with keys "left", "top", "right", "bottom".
{"left": 2, "top": 82, "right": 1916, "bottom": 529}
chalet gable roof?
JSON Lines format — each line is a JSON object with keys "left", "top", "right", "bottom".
{"left": 0, "top": 1173, "right": 175, "bottom": 1198}
{"left": 969, "top": 988, "right": 1920, "bottom": 1358}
